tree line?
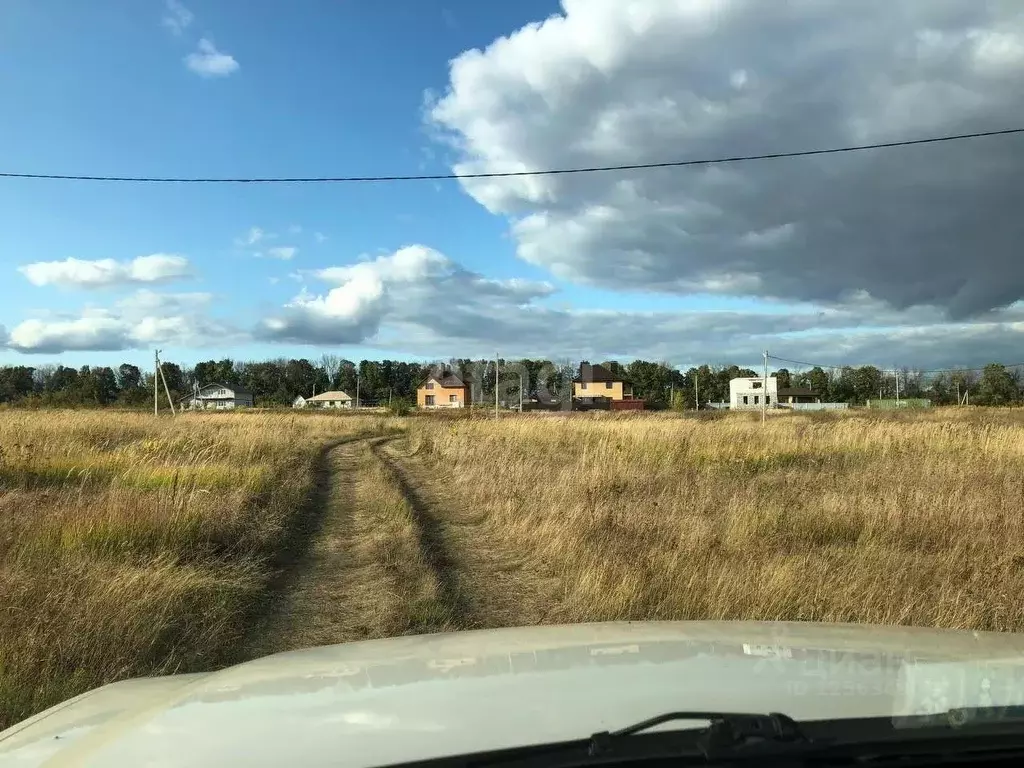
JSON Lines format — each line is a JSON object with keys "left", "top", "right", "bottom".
{"left": 0, "top": 355, "right": 1021, "bottom": 409}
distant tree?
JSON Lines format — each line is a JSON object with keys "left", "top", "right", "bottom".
{"left": 337, "top": 360, "right": 358, "bottom": 396}
{"left": 320, "top": 354, "right": 342, "bottom": 388}
{"left": 977, "top": 363, "right": 1018, "bottom": 406}
{"left": 283, "top": 359, "right": 318, "bottom": 402}
{"left": 771, "top": 368, "right": 792, "bottom": 389}
{"left": 159, "top": 362, "right": 186, "bottom": 396}
{"left": 0, "top": 366, "right": 35, "bottom": 402}
{"left": 116, "top": 363, "right": 143, "bottom": 391}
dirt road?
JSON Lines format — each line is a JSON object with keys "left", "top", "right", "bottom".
{"left": 244, "top": 434, "right": 545, "bottom": 658}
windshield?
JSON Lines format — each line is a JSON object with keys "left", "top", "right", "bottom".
{"left": 3, "top": 0, "right": 1024, "bottom": 762}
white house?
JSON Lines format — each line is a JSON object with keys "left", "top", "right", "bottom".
{"left": 303, "top": 390, "right": 353, "bottom": 409}
{"left": 729, "top": 377, "right": 824, "bottom": 409}
{"left": 182, "top": 383, "right": 254, "bottom": 410}
{"left": 292, "top": 395, "right": 307, "bottom": 408}
{"left": 729, "top": 377, "right": 779, "bottom": 410}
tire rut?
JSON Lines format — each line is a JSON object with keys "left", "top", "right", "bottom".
{"left": 368, "top": 436, "right": 474, "bottom": 629}
{"left": 240, "top": 434, "right": 366, "bottom": 660}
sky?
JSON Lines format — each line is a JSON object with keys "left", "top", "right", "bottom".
{"left": 2, "top": 0, "right": 1024, "bottom": 374}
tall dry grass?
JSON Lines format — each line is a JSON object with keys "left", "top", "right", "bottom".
{"left": 0, "top": 410, "right": 392, "bottom": 728}
{"left": 408, "top": 409, "right": 1024, "bottom": 631}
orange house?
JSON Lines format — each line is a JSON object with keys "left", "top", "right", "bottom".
{"left": 417, "top": 372, "right": 471, "bottom": 409}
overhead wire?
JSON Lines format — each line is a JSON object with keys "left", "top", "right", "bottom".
{"left": 0, "top": 127, "right": 1022, "bottom": 183}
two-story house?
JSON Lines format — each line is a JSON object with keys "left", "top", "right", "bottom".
{"left": 417, "top": 372, "right": 471, "bottom": 409}
{"left": 182, "top": 383, "right": 254, "bottom": 410}
{"left": 729, "top": 377, "right": 822, "bottom": 409}
{"left": 573, "top": 363, "right": 637, "bottom": 403}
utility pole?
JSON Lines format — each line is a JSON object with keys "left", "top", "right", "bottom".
{"left": 956, "top": 380, "right": 961, "bottom": 407}
{"left": 154, "top": 349, "right": 160, "bottom": 416}
{"left": 356, "top": 370, "right": 360, "bottom": 409}
{"left": 159, "top": 361, "right": 176, "bottom": 416}
{"left": 519, "top": 372, "right": 524, "bottom": 413}
{"left": 154, "top": 349, "right": 175, "bottom": 416}
{"left": 494, "top": 352, "right": 499, "bottom": 419}
{"left": 895, "top": 368, "right": 900, "bottom": 406}
{"left": 694, "top": 371, "right": 699, "bottom": 411}
{"left": 762, "top": 350, "right": 768, "bottom": 424}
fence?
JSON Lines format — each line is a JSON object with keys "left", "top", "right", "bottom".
{"left": 866, "top": 399, "right": 931, "bottom": 410}
{"left": 787, "top": 402, "right": 850, "bottom": 411}
{"left": 611, "top": 400, "right": 646, "bottom": 411}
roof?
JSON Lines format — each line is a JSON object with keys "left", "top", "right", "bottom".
{"left": 422, "top": 372, "right": 466, "bottom": 388}
{"left": 777, "top": 387, "right": 820, "bottom": 398}
{"left": 573, "top": 363, "right": 631, "bottom": 384}
{"left": 307, "top": 391, "right": 352, "bottom": 402}
{"left": 194, "top": 382, "right": 252, "bottom": 398}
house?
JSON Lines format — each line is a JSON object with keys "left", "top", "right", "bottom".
{"left": 417, "top": 372, "right": 471, "bottom": 409}
{"left": 730, "top": 377, "right": 825, "bottom": 409}
{"left": 303, "top": 391, "right": 353, "bottom": 409}
{"left": 729, "top": 377, "right": 778, "bottom": 409}
{"left": 292, "top": 395, "right": 307, "bottom": 408}
{"left": 573, "top": 363, "right": 636, "bottom": 402}
{"left": 182, "top": 383, "right": 254, "bottom": 410}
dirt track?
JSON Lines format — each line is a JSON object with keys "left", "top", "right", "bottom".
{"left": 243, "top": 433, "right": 539, "bottom": 658}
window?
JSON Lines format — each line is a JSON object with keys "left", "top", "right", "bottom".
{"left": 425, "top": 395, "right": 435, "bottom": 406}
{"left": 581, "top": 382, "right": 588, "bottom": 390}
{"left": 752, "top": 381, "right": 762, "bottom": 389}
{"left": 766, "top": 395, "right": 771, "bottom": 404}
{"left": 425, "top": 382, "right": 434, "bottom": 390}
{"left": 754, "top": 395, "right": 760, "bottom": 405}
{"left": 449, "top": 394, "right": 458, "bottom": 403}
{"left": 605, "top": 381, "right": 613, "bottom": 389}
{"left": 743, "top": 395, "right": 749, "bottom": 405}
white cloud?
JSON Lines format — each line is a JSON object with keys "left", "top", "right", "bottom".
{"left": 161, "top": 0, "right": 193, "bottom": 35}
{"left": 5, "top": 290, "right": 238, "bottom": 354}
{"left": 314, "top": 232, "right": 327, "bottom": 244}
{"left": 252, "top": 243, "right": 1024, "bottom": 368}
{"left": 185, "top": 39, "right": 239, "bottom": 78}
{"left": 18, "top": 255, "right": 191, "bottom": 289}
{"left": 267, "top": 246, "right": 298, "bottom": 260}
{"left": 259, "top": 246, "right": 451, "bottom": 344}
{"left": 8, "top": 317, "right": 130, "bottom": 354}
{"left": 236, "top": 227, "right": 265, "bottom": 246}
{"left": 429, "top": 0, "right": 1024, "bottom": 318}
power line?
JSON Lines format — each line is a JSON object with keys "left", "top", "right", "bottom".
{"left": 2, "top": 127, "right": 1022, "bottom": 184}
{"left": 766, "top": 353, "right": 1024, "bottom": 375}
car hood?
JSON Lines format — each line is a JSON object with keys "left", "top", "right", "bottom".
{"left": 5, "top": 620, "right": 1024, "bottom": 768}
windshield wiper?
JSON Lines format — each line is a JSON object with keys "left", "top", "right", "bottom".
{"left": 432, "top": 706, "right": 1024, "bottom": 768}
{"left": 588, "top": 710, "right": 810, "bottom": 759}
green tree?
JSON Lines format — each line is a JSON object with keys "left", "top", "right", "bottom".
{"left": 116, "top": 363, "right": 143, "bottom": 391}
{"left": 976, "top": 364, "right": 1018, "bottom": 406}
{"left": 0, "top": 366, "right": 35, "bottom": 403}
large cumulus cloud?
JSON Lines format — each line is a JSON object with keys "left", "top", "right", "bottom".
{"left": 429, "top": 0, "right": 1024, "bottom": 317}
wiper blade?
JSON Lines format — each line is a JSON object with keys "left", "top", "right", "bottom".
{"left": 589, "top": 710, "right": 810, "bottom": 759}
{"left": 399, "top": 707, "right": 1024, "bottom": 768}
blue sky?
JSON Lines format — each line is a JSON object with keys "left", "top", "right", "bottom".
{"left": 2, "top": 1, "right": 1024, "bottom": 372}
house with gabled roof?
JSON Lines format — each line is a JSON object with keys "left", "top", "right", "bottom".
{"left": 181, "top": 383, "right": 254, "bottom": 410}
{"left": 417, "top": 371, "right": 471, "bottom": 409}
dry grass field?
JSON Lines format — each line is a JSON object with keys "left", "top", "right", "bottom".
{"left": 0, "top": 410, "right": 393, "bottom": 729}
{"left": 406, "top": 408, "right": 1024, "bottom": 630}
{"left": 3, "top": 406, "right": 1024, "bottom": 729}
